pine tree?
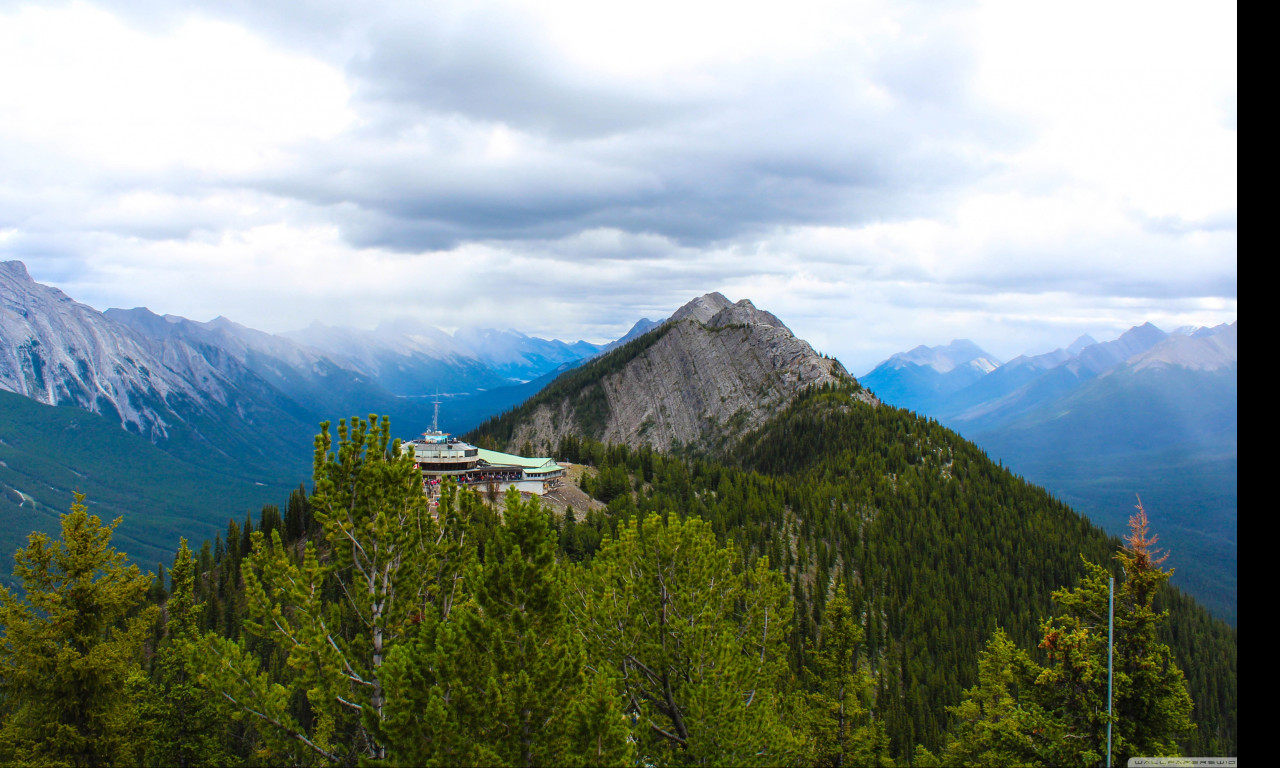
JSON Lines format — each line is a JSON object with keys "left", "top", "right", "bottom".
{"left": 284, "top": 483, "right": 311, "bottom": 542}
{"left": 558, "top": 668, "right": 635, "bottom": 768}
{"left": 379, "top": 488, "right": 632, "bottom": 766}
{"left": 138, "top": 539, "right": 229, "bottom": 767}
{"left": 1108, "top": 500, "right": 1196, "bottom": 762}
{"left": 0, "top": 493, "right": 158, "bottom": 766}
{"left": 464, "top": 489, "right": 587, "bottom": 765}
{"left": 807, "top": 582, "right": 892, "bottom": 767}
{"left": 189, "top": 416, "right": 474, "bottom": 764}
{"left": 572, "top": 513, "right": 799, "bottom": 765}
{"left": 937, "top": 629, "right": 1049, "bottom": 767}
{"left": 985, "top": 500, "right": 1197, "bottom": 767}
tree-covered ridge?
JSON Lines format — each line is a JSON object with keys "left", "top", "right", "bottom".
{"left": 554, "top": 384, "right": 1235, "bottom": 757}
{"left": 0, "top": 402, "right": 1236, "bottom": 765}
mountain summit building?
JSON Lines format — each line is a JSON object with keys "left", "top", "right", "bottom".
{"left": 403, "top": 429, "right": 565, "bottom": 497}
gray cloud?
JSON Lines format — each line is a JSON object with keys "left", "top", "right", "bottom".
{"left": 0, "top": 0, "right": 1237, "bottom": 375}
{"left": 348, "top": 9, "right": 695, "bottom": 140}
{"left": 4, "top": 0, "right": 1023, "bottom": 254}
{"left": 250, "top": 58, "right": 1019, "bottom": 252}
{"left": 47, "top": 0, "right": 1019, "bottom": 251}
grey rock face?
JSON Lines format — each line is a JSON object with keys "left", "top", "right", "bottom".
{"left": 504, "top": 294, "right": 873, "bottom": 453}
{"left": 667, "top": 291, "right": 735, "bottom": 325}
{"left": 2, "top": 260, "right": 220, "bottom": 439}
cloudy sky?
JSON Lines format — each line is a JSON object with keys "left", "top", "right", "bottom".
{"left": 0, "top": 0, "right": 1236, "bottom": 374}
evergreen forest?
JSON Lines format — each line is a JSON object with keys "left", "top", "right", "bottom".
{"left": 0, "top": 385, "right": 1237, "bottom": 766}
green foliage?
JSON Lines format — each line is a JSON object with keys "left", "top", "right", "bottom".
{"left": 136, "top": 539, "right": 230, "bottom": 767}
{"left": 0, "top": 388, "right": 1235, "bottom": 766}
{"left": 189, "top": 415, "right": 472, "bottom": 764}
{"left": 805, "top": 583, "right": 892, "bottom": 767}
{"left": 936, "top": 503, "right": 1198, "bottom": 767}
{"left": 571, "top": 513, "right": 799, "bottom": 765}
{"left": 379, "top": 489, "right": 633, "bottom": 767}
{"left": 0, "top": 493, "right": 158, "bottom": 766}
{"left": 463, "top": 489, "right": 588, "bottom": 765}
{"left": 1031, "top": 503, "right": 1195, "bottom": 767}
{"left": 540, "top": 384, "right": 1234, "bottom": 759}
{"left": 572, "top": 383, "right": 612, "bottom": 439}
{"left": 938, "top": 629, "right": 1049, "bottom": 767}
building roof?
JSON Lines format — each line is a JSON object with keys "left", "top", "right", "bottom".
{"left": 523, "top": 463, "right": 565, "bottom": 476}
{"left": 475, "top": 448, "right": 559, "bottom": 471}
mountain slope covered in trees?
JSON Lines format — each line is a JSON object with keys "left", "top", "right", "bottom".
{"left": 0, "top": 286, "right": 1236, "bottom": 764}
{"left": 0, "top": 393, "right": 1234, "bottom": 765}
{"left": 860, "top": 322, "right": 1237, "bottom": 622}
{"left": 551, "top": 385, "right": 1235, "bottom": 757}
{"left": 474, "top": 325, "right": 1234, "bottom": 759}
{"left": 0, "top": 389, "right": 297, "bottom": 586}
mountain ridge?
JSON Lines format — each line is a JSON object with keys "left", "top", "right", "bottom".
{"left": 859, "top": 320, "right": 1237, "bottom": 622}
{"left": 469, "top": 293, "right": 868, "bottom": 454}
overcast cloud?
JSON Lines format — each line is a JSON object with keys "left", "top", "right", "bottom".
{"left": 0, "top": 0, "right": 1236, "bottom": 373}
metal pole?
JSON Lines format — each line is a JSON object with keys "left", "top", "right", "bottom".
{"left": 1107, "top": 576, "right": 1114, "bottom": 768}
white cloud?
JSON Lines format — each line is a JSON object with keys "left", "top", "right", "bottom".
{"left": 975, "top": 0, "right": 1237, "bottom": 222}
{"left": 0, "top": 2, "right": 352, "bottom": 174}
{"left": 0, "top": 0, "right": 1236, "bottom": 376}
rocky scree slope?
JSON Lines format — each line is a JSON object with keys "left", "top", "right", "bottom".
{"left": 473, "top": 293, "right": 870, "bottom": 454}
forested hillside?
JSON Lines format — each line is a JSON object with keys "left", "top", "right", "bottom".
{"left": 0, "top": 389, "right": 297, "bottom": 581}
{"left": 860, "top": 323, "right": 1238, "bottom": 623}
{"left": 0, "top": 386, "right": 1234, "bottom": 765}
{"left": 553, "top": 384, "right": 1236, "bottom": 757}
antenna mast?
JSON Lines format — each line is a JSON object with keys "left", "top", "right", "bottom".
{"left": 432, "top": 389, "right": 441, "bottom": 433}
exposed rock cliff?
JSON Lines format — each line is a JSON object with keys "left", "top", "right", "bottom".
{"left": 476, "top": 293, "right": 874, "bottom": 454}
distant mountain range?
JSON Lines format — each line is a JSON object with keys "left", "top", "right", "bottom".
{"left": 1, "top": 259, "right": 1236, "bottom": 621}
{"left": 1, "top": 260, "right": 621, "bottom": 435}
{"left": 857, "top": 339, "right": 1001, "bottom": 417}
{"left": 0, "top": 260, "right": 629, "bottom": 572}
{"left": 861, "top": 321, "right": 1238, "bottom": 622}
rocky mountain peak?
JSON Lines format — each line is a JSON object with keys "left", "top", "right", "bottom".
{"left": 1, "top": 260, "right": 74, "bottom": 307}
{"left": 668, "top": 292, "right": 735, "bottom": 324}
{"left": 0, "top": 260, "right": 32, "bottom": 282}
{"left": 103, "top": 307, "right": 187, "bottom": 339}
{"left": 707, "top": 299, "right": 788, "bottom": 331}
{"left": 1, "top": 266, "right": 214, "bottom": 440}
{"left": 1066, "top": 333, "right": 1098, "bottom": 356}
{"left": 478, "top": 293, "right": 869, "bottom": 454}
{"left": 1121, "top": 321, "right": 1167, "bottom": 346}
{"left": 1127, "top": 321, "right": 1237, "bottom": 372}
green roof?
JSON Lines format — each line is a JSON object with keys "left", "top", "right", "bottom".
{"left": 476, "top": 449, "right": 559, "bottom": 471}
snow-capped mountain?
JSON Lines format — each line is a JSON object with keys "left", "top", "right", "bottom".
{"left": 858, "top": 339, "right": 1002, "bottom": 416}
{"left": 882, "top": 339, "right": 1001, "bottom": 374}
{"left": 862, "top": 320, "right": 1238, "bottom": 622}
